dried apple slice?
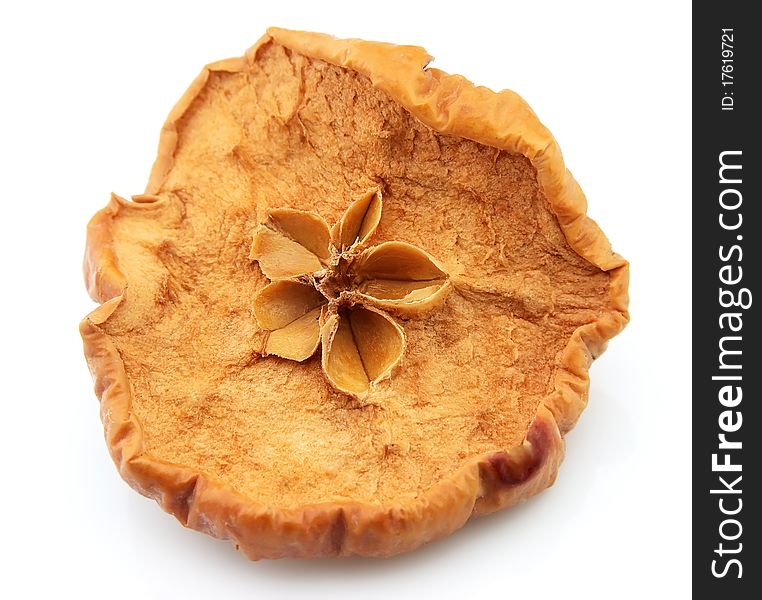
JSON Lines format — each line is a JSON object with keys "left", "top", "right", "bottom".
{"left": 351, "top": 241, "right": 451, "bottom": 315}
{"left": 253, "top": 280, "right": 326, "bottom": 360}
{"left": 321, "top": 305, "right": 404, "bottom": 397}
{"left": 331, "top": 189, "right": 382, "bottom": 252}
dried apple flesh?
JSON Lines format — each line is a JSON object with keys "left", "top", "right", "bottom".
{"left": 99, "top": 42, "right": 613, "bottom": 507}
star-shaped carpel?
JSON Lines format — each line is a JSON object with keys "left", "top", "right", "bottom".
{"left": 250, "top": 189, "right": 451, "bottom": 398}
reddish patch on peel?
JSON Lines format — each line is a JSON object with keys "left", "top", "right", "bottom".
{"left": 486, "top": 416, "right": 553, "bottom": 487}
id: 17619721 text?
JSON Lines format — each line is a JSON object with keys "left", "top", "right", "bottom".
{"left": 721, "top": 29, "right": 734, "bottom": 111}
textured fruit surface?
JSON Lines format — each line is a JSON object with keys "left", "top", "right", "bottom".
{"left": 91, "top": 40, "right": 614, "bottom": 507}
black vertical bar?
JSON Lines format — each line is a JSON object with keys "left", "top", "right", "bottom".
{"left": 693, "top": 3, "right": 760, "bottom": 596}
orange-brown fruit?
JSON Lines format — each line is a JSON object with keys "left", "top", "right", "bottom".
{"left": 81, "top": 28, "right": 629, "bottom": 559}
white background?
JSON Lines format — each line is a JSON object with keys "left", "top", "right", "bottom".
{"left": 0, "top": 1, "right": 691, "bottom": 598}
